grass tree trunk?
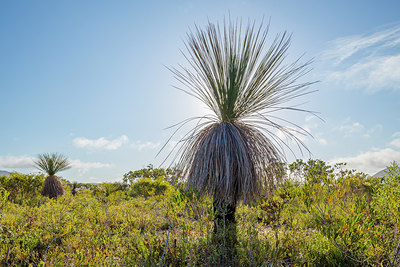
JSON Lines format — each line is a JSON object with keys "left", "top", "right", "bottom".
{"left": 213, "top": 200, "right": 238, "bottom": 266}
{"left": 41, "top": 175, "right": 65, "bottom": 199}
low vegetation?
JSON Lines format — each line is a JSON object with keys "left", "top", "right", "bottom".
{"left": 0, "top": 160, "right": 399, "bottom": 266}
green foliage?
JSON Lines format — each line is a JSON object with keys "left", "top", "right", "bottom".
{"left": 0, "top": 186, "right": 9, "bottom": 208}
{"left": 0, "top": 173, "right": 46, "bottom": 205}
{"left": 286, "top": 161, "right": 400, "bottom": 265}
{"left": 123, "top": 165, "right": 179, "bottom": 186}
{"left": 289, "top": 158, "right": 344, "bottom": 184}
{"left": 128, "top": 178, "right": 174, "bottom": 199}
{"left": 92, "top": 182, "right": 127, "bottom": 198}
{"left": 33, "top": 153, "right": 71, "bottom": 176}
{"left": 384, "top": 161, "right": 400, "bottom": 183}
{"left": 1, "top": 161, "right": 399, "bottom": 266}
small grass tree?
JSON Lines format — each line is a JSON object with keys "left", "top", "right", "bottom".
{"left": 33, "top": 153, "right": 71, "bottom": 199}
{"left": 167, "top": 18, "right": 316, "bottom": 265}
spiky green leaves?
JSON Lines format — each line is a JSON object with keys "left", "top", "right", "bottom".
{"left": 33, "top": 153, "right": 71, "bottom": 176}
{"left": 172, "top": 20, "right": 315, "bottom": 124}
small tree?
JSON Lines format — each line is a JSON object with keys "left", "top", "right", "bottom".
{"left": 167, "top": 19, "right": 316, "bottom": 265}
{"left": 33, "top": 153, "right": 71, "bottom": 199}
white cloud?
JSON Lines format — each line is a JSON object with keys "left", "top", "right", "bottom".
{"left": 330, "top": 148, "right": 400, "bottom": 174}
{"left": 337, "top": 118, "right": 365, "bottom": 137}
{"left": 131, "top": 141, "right": 160, "bottom": 151}
{"left": 392, "top": 132, "right": 400, "bottom": 138}
{"left": 329, "top": 131, "right": 400, "bottom": 174}
{"left": 323, "top": 24, "right": 400, "bottom": 64}
{"left": 317, "top": 138, "right": 327, "bottom": 145}
{"left": 73, "top": 135, "right": 161, "bottom": 151}
{"left": 335, "top": 118, "right": 382, "bottom": 138}
{"left": 0, "top": 155, "right": 33, "bottom": 168}
{"left": 328, "top": 54, "right": 400, "bottom": 92}
{"left": 73, "top": 135, "right": 129, "bottom": 150}
{"left": 390, "top": 138, "right": 400, "bottom": 148}
{"left": 363, "top": 124, "right": 383, "bottom": 138}
{"left": 301, "top": 116, "right": 328, "bottom": 146}
{"left": 69, "top": 159, "right": 112, "bottom": 175}
{"left": 273, "top": 115, "right": 326, "bottom": 148}
{"left": 323, "top": 24, "right": 400, "bottom": 92}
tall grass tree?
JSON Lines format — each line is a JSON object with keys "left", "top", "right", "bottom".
{"left": 33, "top": 153, "right": 71, "bottom": 199}
{"left": 165, "top": 19, "right": 316, "bottom": 264}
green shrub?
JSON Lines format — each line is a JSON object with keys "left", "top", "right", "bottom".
{"left": 91, "top": 182, "right": 127, "bottom": 200}
{"left": 0, "top": 186, "right": 9, "bottom": 208}
{"left": 128, "top": 178, "right": 174, "bottom": 199}
{"left": 0, "top": 173, "right": 45, "bottom": 205}
{"left": 123, "top": 166, "right": 180, "bottom": 186}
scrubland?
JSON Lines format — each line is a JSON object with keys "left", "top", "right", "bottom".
{"left": 1, "top": 160, "right": 399, "bottom": 266}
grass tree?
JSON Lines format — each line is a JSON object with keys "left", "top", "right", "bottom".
{"left": 167, "top": 19, "right": 316, "bottom": 264}
{"left": 33, "top": 153, "right": 71, "bottom": 199}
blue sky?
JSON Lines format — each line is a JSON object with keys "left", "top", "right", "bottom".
{"left": 1, "top": 0, "right": 400, "bottom": 182}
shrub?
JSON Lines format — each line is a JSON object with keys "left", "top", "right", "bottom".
{"left": 123, "top": 166, "right": 179, "bottom": 186}
{"left": 0, "top": 186, "right": 9, "bottom": 208}
{"left": 92, "top": 182, "right": 127, "bottom": 198}
{"left": 0, "top": 173, "right": 45, "bottom": 204}
{"left": 128, "top": 178, "right": 174, "bottom": 199}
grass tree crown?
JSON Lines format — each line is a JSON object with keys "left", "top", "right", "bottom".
{"left": 33, "top": 153, "right": 72, "bottom": 176}
{"left": 169, "top": 19, "right": 316, "bottom": 205}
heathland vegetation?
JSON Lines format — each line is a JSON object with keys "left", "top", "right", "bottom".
{"left": 2, "top": 19, "right": 399, "bottom": 266}
{"left": 1, "top": 160, "right": 399, "bottom": 266}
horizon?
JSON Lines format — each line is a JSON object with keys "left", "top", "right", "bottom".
{"left": 1, "top": 1, "right": 400, "bottom": 183}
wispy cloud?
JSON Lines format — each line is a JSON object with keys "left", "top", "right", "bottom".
{"left": 330, "top": 148, "right": 400, "bottom": 174}
{"left": 69, "top": 159, "right": 112, "bottom": 175}
{"left": 322, "top": 24, "right": 400, "bottom": 92}
{"left": 323, "top": 24, "right": 400, "bottom": 64}
{"left": 275, "top": 115, "right": 325, "bottom": 142}
{"left": 131, "top": 141, "right": 160, "bottom": 151}
{"left": 73, "top": 135, "right": 129, "bottom": 150}
{"left": 330, "top": 131, "right": 400, "bottom": 173}
{"left": 73, "top": 135, "right": 160, "bottom": 151}
{"left": 317, "top": 138, "right": 327, "bottom": 145}
{"left": 0, "top": 155, "right": 33, "bottom": 169}
{"left": 364, "top": 124, "right": 383, "bottom": 138}
{"left": 302, "top": 115, "right": 327, "bottom": 146}
{"left": 390, "top": 138, "right": 400, "bottom": 149}
{"left": 335, "top": 117, "right": 382, "bottom": 138}
{"left": 328, "top": 54, "right": 400, "bottom": 92}
{"left": 336, "top": 117, "right": 365, "bottom": 137}
{"left": 392, "top": 132, "right": 400, "bottom": 138}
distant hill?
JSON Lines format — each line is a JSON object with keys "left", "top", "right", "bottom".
{"left": 0, "top": 170, "right": 11, "bottom": 177}
{"left": 372, "top": 168, "right": 388, "bottom": 178}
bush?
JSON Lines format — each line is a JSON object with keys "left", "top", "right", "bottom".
{"left": 0, "top": 186, "right": 9, "bottom": 208}
{"left": 128, "top": 178, "right": 174, "bottom": 199}
{"left": 92, "top": 182, "right": 127, "bottom": 198}
{"left": 123, "top": 166, "right": 181, "bottom": 186}
{"left": 0, "top": 173, "right": 45, "bottom": 204}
